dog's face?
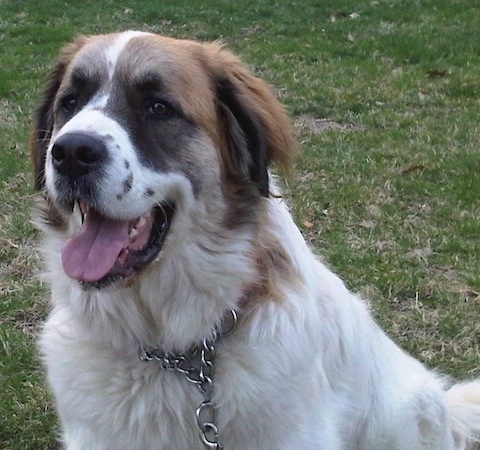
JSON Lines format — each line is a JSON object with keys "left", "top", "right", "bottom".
{"left": 31, "top": 32, "right": 296, "bottom": 289}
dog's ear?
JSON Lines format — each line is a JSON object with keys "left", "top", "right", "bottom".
{"left": 211, "top": 45, "right": 298, "bottom": 197}
{"left": 30, "top": 36, "right": 87, "bottom": 190}
{"left": 216, "top": 78, "right": 270, "bottom": 196}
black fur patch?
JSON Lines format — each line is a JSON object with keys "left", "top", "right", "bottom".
{"left": 122, "top": 172, "right": 133, "bottom": 193}
{"left": 215, "top": 77, "right": 269, "bottom": 198}
{"left": 31, "top": 61, "right": 68, "bottom": 190}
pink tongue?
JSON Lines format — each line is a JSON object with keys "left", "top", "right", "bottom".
{"left": 61, "top": 210, "right": 130, "bottom": 282}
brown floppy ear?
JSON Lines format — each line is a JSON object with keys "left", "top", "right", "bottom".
{"left": 211, "top": 44, "right": 298, "bottom": 197}
{"left": 30, "top": 36, "right": 87, "bottom": 190}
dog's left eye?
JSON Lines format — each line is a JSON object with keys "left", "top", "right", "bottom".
{"left": 148, "top": 101, "right": 173, "bottom": 118}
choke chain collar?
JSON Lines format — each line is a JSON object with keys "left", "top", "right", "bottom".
{"left": 139, "top": 309, "right": 238, "bottom": 450}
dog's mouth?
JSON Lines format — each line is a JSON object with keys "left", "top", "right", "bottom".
{"left": 61, "top": 200, "right": 175, "bottom": 288}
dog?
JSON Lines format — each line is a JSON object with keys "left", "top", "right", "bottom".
{"left": 31, "top": 31, "right": 480, "bottom": 449}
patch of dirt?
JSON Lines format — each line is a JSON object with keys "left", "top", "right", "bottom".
{"left": 294, "top": 114, "right": 366, "bottom": 135}
{"left": 0, "top": 99, "right": 19, "bottom": 127}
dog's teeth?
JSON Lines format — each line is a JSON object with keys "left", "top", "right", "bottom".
{"left": 129, "top": 228, "right": 138, "bottom": 239}
{"left": 78, "top": 201, "right": 90, "bottom": 215}
{"left": 136, "top": 216, "right": 147, "bottom": 229}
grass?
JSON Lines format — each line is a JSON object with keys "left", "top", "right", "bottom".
{"left": 1, "top": 0, "right": 479, "bottom": 447}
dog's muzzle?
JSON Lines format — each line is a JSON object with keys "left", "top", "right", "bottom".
{"left": 49, "top": 131, "right": 176, "bottom": 288}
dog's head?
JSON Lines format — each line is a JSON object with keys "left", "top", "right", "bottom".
{"left": 31, "top": 32, "right": 297, "bottom": 289}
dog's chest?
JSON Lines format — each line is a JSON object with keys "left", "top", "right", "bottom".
{"left": 43, "top": 316, "right": 307, "bottom": 449}
{"left": 50, "top": 340, "right": 208, "bottom": 448}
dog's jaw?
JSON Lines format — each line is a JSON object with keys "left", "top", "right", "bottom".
{"left": 62, "top": 201, "right": 175, "bottom": 288}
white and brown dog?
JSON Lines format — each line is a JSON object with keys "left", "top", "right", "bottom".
{"left": 31, "top": 31, "right": 480, "bottom": 450}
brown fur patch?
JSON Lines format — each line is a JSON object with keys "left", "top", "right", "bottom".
{"left": 242, "top": 214, "right": 304, "bottom": 309}
{"left": 120, "top": 36, "right": 219, "bottom": 140}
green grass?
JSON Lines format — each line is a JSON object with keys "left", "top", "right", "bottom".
{"left": 1, "top": 0, "right": 479, "bottom": 447}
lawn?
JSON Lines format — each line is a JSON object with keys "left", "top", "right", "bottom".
{"left": 1, "top": 0, "right": 479, "bottom": 448}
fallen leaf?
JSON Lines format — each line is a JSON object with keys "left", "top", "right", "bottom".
{"left": 399, "top": 164, "right": 426, "bottom": 174}
{"left": 426, "top": 69, "right": 447, "bottom": 78}
{"left": 359, "top": 220, "right": 375, "bottom": 229}
{"left": 330, "top": 11, "right": 349, "bottom": 22}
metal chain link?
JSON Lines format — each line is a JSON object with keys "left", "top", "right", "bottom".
{"left": 139, "top": 310, "right": 237, "bottom": 449}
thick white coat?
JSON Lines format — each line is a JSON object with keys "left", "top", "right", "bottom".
{"left": 37, "top": 32, "right": 480, "bottom": 450}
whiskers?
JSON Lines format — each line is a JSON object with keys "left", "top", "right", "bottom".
{"left": 31, "top": 128, "right": 53, "bottom": 144}
{"left": 153, "top": 201, "right": 176, "bottom": 235}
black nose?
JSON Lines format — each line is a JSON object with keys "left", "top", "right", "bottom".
{"left": 51, "top": 133, "right": 109, "bottom": 178}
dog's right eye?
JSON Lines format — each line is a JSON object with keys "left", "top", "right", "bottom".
{"left": 61, "top": 95, "right": 78, "bottom": 113}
